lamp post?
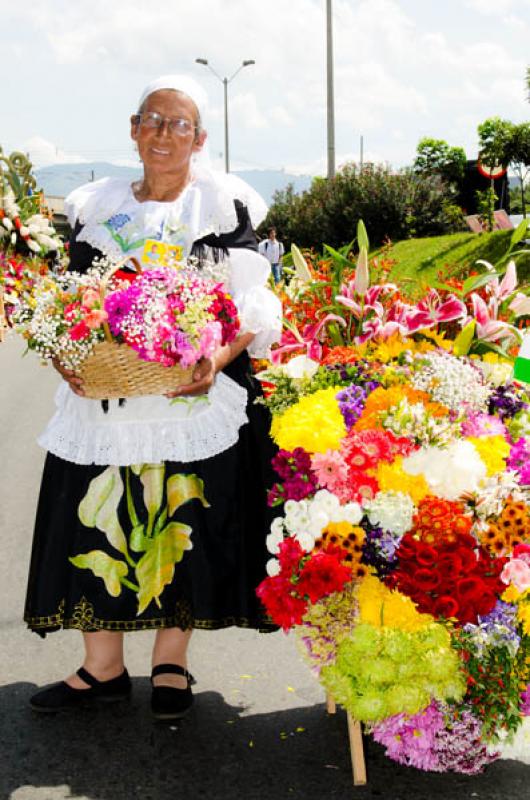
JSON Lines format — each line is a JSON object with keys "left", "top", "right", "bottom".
{"left": 195, "top": 58, "right": 255, "bottom": 173}
{"left": 326, "top": 0, "right": 335, "bottom": 179}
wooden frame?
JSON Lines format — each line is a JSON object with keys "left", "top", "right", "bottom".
{"left": 326, "top": 693, "right": 367, "bottom": 786}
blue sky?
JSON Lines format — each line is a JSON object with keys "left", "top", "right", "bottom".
{"left": 2, "top": 0, "right": 529, "bottom": 175}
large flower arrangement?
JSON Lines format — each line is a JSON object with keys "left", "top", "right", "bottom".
{"left": 3, "top": 260, "right": 240, "bottom": 372}
{"left": 257, "top": 236, "right": 530, "bottom": 775}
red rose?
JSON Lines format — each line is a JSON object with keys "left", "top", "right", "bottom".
{"left": 432, "top": 595, "right": 459, "bottom": 619}
{"left": 437, "top": 552, "right": 463, "bottom": 578}
{"left": 414, "top": 543, "right": 438, "bottom": 567}
{"left": 475, "top": 592, "right": 497, "bottom": 617}
{"left": 456, "top": 577, "right": 484, "bottom": 600}
{"left": 413, "top": 569, "right": 441, "bottom": 592}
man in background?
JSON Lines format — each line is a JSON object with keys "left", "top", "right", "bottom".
{"left": 259, "top": 227, "right": 285, "bottom": 284}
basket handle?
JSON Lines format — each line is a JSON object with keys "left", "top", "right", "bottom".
{"left": 100, "top": 256, "right": 143, "bottom": 343}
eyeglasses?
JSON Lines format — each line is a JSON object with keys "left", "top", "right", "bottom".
{"left": 132, "top": 111, "right": 197, "bottom": 137}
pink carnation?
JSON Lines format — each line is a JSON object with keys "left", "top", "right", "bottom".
{"left": 311, "top": 450, "right": 348, "bottom": 491}
{"left": 500, "top": 558, "right": 530, "bottom": 593}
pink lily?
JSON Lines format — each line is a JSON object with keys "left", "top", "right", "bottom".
{"left": 480, "top": 259, "right": 517, "bottom": 302}
{"left": 468, "top": 292, "right": 518, "bottom": 342}
{"left": 403, "top": 290, "right": 467, "bottom": 333}
{"left": 271, "top": 314, "right": 346, "bottom": 364}
{"left": 509, "top": 292, "right": 530, "bottom": 317}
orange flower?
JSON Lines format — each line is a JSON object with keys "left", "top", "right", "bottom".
{"left": 480, "top": 496, "right": 530, "bottom": 555}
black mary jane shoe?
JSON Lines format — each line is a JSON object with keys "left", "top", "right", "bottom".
{"left": 151, "top": 663, "right": 196, "bottom": 721}
{"left": 29, "top": 666, "right": 132, "bottom": 713}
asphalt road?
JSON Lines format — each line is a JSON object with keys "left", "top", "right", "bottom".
{"left": 1, "top": 335, "right": 529, "bottom": 800}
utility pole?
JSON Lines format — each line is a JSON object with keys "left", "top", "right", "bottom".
{"left": 360, "top": 135, "right": 364, "bottom": 171}
{"left": 326, "top": 0, "right": 335, "bottom": 179}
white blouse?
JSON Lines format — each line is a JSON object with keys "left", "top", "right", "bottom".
{"left": 38, "top": 169, "right": 282, "bottom": 467}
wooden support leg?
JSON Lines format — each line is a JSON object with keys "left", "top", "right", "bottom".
{"left": 326, "top": 692, "right": 336, "bottom": 714}
{"left": 347, "top": 713, "right": 367, "bottom": 786}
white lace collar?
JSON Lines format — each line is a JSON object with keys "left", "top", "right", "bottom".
{"left": 64, "top": 167, "right": 268, "bottom": 262}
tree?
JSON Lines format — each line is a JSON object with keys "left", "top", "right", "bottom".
{"left": 478, "top": 117, "right": 530, "bottom": 217}
{"left": 413, "top": 138, "right": 467, "bottom": 187}
{"left": 509, "top": 122, "right": 530, "bottom": 217}
{"left": 477, "top": 117, "right": 514, "bottom": 169}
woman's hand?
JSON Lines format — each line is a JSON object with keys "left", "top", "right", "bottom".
{"left": 51, "top": 357, "right": 85, "bottom": 397}
{"left": 165, "top": 333, "right": 256, "bottom": 399}
{"left": 165, "top": 357, "right": 216, "bottom": 398}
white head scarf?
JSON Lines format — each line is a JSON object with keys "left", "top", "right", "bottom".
{"left": 137, "top": 74, "right": 208, "bottom": 126}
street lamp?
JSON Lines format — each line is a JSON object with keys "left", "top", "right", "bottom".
{"left": 195, "top": 58, "right": 255, "bottom": 173}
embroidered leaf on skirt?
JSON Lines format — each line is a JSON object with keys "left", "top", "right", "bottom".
{"left": 78, "top": 467, "right": 128, "bottom": 558}
{"left": 70, "top": 550, "right": 129, "bottom": 597}
{"left": 133, "top": 463, "right": 166, "bottom": 537}
{"left": 136, "top": 522, "right": 193, "bottom": 614}
{"left": 167, "top": 473, "right": 211, "bottom": 515}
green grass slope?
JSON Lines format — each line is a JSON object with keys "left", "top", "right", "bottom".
{"left": 376, "top": 230, "right": 530, "bottom": 295}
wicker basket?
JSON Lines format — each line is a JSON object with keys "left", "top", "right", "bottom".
{"left": 76, "top": 258, "right": 195, "bottom": 399}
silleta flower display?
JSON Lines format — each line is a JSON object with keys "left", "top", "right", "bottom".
{"left": 257, "top": 239, "right": 530, "bottom": 774}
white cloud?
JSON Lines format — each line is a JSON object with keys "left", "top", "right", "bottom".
{"left": 3, "top": 0, "right": 530, "bottom": 175}
{"left": 230, "top": 93, "right": 268, "bottom": 129}
{"left": 465, "top": 0, "right": 530, "bottom": 15}
{"left": 22, "top": 136, "right": 88, "bottom": 168}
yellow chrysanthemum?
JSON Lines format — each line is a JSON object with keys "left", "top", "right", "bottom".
{"left": 270, "top": 387, "right": 346, "bottom": 454}
{"left": 355, "top": 574, "right": 434, "bottom": 632}
{"left": 502, "top": 585, "right": 522, "bottom": 603}
{"left": 374, "top": 457, "right": 429, "bottom": 505}
{"left": 467, "top": 435, "right": 510, "bottom": 476}
{"left": 517, "top": 604, "right": 530, "bottom": 636}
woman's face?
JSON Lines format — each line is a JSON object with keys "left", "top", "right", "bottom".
{"left": 131, "top": 89, "right": 207, "bottom": 178}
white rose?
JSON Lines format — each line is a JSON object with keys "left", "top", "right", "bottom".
{"left": 296, "top": 532, "right": 316, "bottom": 552}
{"left": 266, "top": 558, "right": 281, "bottom": 577}
{"left": 308, "top": 508, "right": 330, "bottom": 536}
{"left": 285, "top": 510, "right": 311, "bottom": 534}
{"left": 284, "top": 499, "right": 301, "bottom": 516}
{"left": 312, "top": 489, "right": 340, "bottom": 515}
{"left": 266, "top": 529, "right": 283, "bottom": 555}
{"left": 339, "top": 502, "right": 363, "bottom": 525}
{"left": 270, "top": 517, "right": 285, "bottom": 537}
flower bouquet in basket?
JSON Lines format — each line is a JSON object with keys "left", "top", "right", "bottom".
{"left": 3, "top": 258, "right": 240, "bottom": 399}
{"left": 256, "top": 236, "right": 530, "bottom": 774}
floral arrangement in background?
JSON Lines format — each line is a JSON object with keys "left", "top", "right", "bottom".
{"left": 0, "top": 185, "right": 63, "bottom": 256}
{"left": 2, "top": 260, "right": 240, "bottom": 372}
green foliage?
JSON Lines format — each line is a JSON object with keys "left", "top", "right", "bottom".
{"left": 260, "top": 163, "right": 462, "bottom": 250}
{"left": 476, "top": 186, "right": 496, "bottom": 232}
{"left": 414, "top": 137, "right": 467, "bottom": 186}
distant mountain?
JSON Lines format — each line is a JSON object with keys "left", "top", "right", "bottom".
{"left": 34, "top": 163, "right": 312, "bottom": 205}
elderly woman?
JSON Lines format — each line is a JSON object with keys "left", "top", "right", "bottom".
{"left": 25, "top": 75, "right": 281, "bottom": 720}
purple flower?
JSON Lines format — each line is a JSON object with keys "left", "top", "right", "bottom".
{"left": 336, "top": 385, "right": 367, "bottom": 429}
{"left": 104, "top": 286, "right": 140, "bottom": 335}
{"left": 488, "top": 384, "right": 527, "bottom": 420}
{"left": 361, "top": 525, "right": 400, "bottom": 577}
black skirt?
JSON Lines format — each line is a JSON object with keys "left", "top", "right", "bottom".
{"left": 24, "top": 354, "right": 278, "bottom": 636}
